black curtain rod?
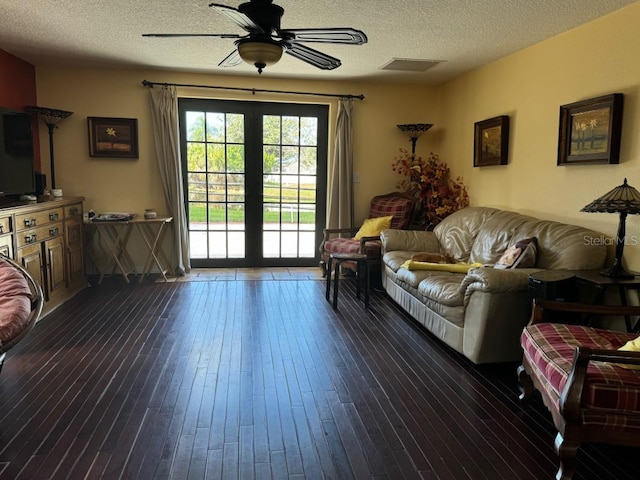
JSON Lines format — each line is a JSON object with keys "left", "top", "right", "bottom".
{"left": 141, "top": 79, "right": 364, "bottom": 100}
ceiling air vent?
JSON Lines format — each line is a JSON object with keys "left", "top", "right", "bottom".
{"left": 381, "top": 58, "right": 444, "bottom": 72}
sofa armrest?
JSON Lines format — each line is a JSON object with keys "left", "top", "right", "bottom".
{"left": 320, "top": 227, "right": 360, "bottom": 253}
{"left": 380, "top": 229, "right": 440, "bottom": 253}
{"left": 322, "top": 227, "right": 359, "bottom": 238}
{"left": 461, "top": 267, "right": 543, "bottom": 297}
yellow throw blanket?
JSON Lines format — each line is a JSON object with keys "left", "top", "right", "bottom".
{"left": 617, "top": 336, "right": 640, "bottom": 370}
{"left": 401, "top": 260, "right": 483, "bottom": 273}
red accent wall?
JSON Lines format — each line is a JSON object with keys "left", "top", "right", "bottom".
{"left": 0, "top": 49, "right": 41, "bottom": 170}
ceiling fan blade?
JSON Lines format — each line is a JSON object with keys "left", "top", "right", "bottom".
{"left": 142, "top": 33, "right": 242, "bottom": 38}
{"left": 218, "top": 49, "right": 243, "bottom": 68}
{"left": 285, "top": 43, "right": 341, "bottom": 70}
{"left": 209, "top": 3, "right": 264, "bottom": 33}
{"left": 281, "top": 28, "right": 367, "bottom": 45}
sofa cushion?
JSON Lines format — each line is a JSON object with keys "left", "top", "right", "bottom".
{"left": 521, "top": 323, "right": 640, "bottom": 415}
{"left": 395, "top": 267, "right": 465, "bottom": 306}
{"left": 383, "top": 251, "right": 416, "bottom": 272}
{"left": 434, "top": 207, "right": 500, "bottom": 262}
{"left": 417, "top": 274, "right": 466, "bottom": 307}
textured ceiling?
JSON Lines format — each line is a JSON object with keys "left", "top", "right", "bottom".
{"left": 0, "top": 0, "right": 636, "bottom": 84}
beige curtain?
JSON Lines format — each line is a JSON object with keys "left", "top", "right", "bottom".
{"left": 327, "top": 97, "right": 354, "bottom": 228}
{"left": 148, "top": 85, "right": 190, "bottom": 274}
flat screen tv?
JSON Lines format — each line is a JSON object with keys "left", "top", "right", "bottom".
{"left": 0, "top": 108, "right": 35, "bottom": 197}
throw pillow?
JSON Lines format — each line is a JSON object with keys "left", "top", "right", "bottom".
{"left": 494, "top": 237, "right": 537, "bottom": 269}
{"left": 353, "top": 215, "right": 394, "bottom": 240}
{"left": 617, "top": 336, "right": 640, "bottom": 370}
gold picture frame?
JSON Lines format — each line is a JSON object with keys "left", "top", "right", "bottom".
{"left": 474, "top": 115, "right": 509, "bottom": 167}
{"left": 88, "top": 117, "right": 138, "bottom": 158}
{"left": 557, "top": 93, "right": 623, "bottom": 165}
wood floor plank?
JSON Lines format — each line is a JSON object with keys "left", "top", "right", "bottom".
{"left": 0, "top": 274, "right": 638, "bottom": 479}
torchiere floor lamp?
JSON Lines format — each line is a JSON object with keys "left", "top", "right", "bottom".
{"left": 26, "top": 106, "right": 73, "bottom": 190}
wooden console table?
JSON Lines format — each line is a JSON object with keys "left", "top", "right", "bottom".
{"left": 87, "top": 217, "right": 173, "bottom": 284}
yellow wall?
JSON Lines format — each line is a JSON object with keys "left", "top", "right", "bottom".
{"left": 34, "top": 1, "right": 640, "bottom": 272}
{"left": 35, "top": 68, "right": 440, "bottom": 224}
{"left": 34, "top": 69, "right": 440, "bottom": 270}
{"left": 440, "top": 1, "right": 640, "bottom": 271}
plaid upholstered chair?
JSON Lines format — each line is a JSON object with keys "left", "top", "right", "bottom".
{"left": 518, "top": 299, "right": 640, "bottom": 480}
{"left": 319, "top": 191, "right": 414, "bottom": 278}
{"left": 0, "top": 256, "right": 44, "bottom": 374}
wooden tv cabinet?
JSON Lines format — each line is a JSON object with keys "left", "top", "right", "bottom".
{"left": 0, "top": 196, "right": 86, "bottom": 317}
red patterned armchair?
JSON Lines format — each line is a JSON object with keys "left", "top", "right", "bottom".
{"left": 518, "top": 299, "right": 640, "bottom": 480}
{"left": 319, "top": 191, "right": 414, "bottom": 277}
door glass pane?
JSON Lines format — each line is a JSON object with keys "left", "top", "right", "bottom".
{"left": 190, "top": 232, "right": 207, "bottom": 258}
{"left": 189, "top": 204, "right": 206, "bottom": 231}
{"left": 300, "top": 117, "right": 318, "bottom": 146}
{"left": 187, "top": 112, "right": 205, "bottom": 142}
{"left": 206, "top": 113, "right": 225, "bottom": 142}
{"left": 263, "top": 145, "right": 280, "bottom": 173}
{"left": 263, "top": 232, "right": 279, "bottom": 258}
{"left": 209, "top": 232, "right": 226, "bottom": 258}
{"left": 207, "top": 144, "right": 225, "bottom": 172}
{"left": 281, "top": 232, "right": 298, "bottom": 257}
{"left": 282, "top": 116, "right": 299, "bottom": 145}
{"left": 263, "top": 115, "right": 281, "bottom": 144}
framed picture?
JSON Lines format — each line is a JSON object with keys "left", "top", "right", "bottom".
{"left": 88, "top": 117, "right": 138, "bottom": 158}
{"left": 557, "top": 93, "right": 623, "bottom": 165}
{"left": 474, "top": 115, "right": 509, "bottom": 167}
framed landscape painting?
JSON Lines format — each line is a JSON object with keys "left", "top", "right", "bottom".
{"left": 557, "top": 93, "right": 623, "bottom": 165}
{"left": 474, "top": 115, "right": 509, "bottom": 167}
{"left": 88, "top": 117, "right": 139, "bottom": 158}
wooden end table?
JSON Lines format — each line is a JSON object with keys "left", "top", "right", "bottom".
{"left": 573, "top": 269, "right": 640, "bottom": 333}
{"left": 325, "top": 252, "right": 369, "bottom": 310}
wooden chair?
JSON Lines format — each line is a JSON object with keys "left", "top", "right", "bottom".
{"left": 518, "top": 299, "right": 640, "bottom": 480}
{"left": 318, "top": 191, "right": 414, "bottom": 278}
{"left": 0, "top": 256, "right": 44, "bottom": 374}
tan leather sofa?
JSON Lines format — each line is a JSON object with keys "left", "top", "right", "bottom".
{"left": 380, "top": 207, "right": 607, "bottom": 364}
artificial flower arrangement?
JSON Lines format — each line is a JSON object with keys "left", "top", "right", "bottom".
{"left": 391, "top": 148, "right": 469, "bottom": 227}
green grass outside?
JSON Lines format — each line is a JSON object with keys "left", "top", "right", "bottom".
{"left": 189, "top": 204, "right": 315, "bottom": 223}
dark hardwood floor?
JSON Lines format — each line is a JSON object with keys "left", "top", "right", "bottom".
{"left": 0, "top": 272, "right": 638, "bottom": 479}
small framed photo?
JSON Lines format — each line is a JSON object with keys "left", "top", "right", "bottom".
{"left": 474, "top": 115, "right": 509, "bottom": 167}
{"left": 557, "top": 93, "right": 623, "bottom": 165}
{"left": 88, "top": 117, "right": 138, "bottom": 158}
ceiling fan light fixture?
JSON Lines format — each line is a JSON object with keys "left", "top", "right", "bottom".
{"left": 238, "top": 40, "right": 283, "bottom": 74}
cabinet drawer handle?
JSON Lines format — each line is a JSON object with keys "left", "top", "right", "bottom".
{"left": 0, "top": 225, "right": 3, "bottom": 234}
{"left": 50, "top": 227, "right": 59, "bottom": 236}
{"left": 70, "top": 207, "right": 78, "bottom": 216}
{"left": 25, "top": 234, "right": 37, "bottom": 243}
{"left": 49, "top": 212, "right": 59, "bottom": 221}
{"left": 24, "top": 218, "right": 36, "bottom": 227}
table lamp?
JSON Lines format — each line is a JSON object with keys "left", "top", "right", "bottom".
{"left": 581, "top": 178, "right": 640, "bottom": 278}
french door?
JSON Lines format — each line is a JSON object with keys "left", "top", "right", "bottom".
{"left": 179, "top": 98, "right": 328, "bottom": 268}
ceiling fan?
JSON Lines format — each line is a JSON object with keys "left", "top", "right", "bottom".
{"left": 143, "top": 0, "right": 368, "bottom": 74}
